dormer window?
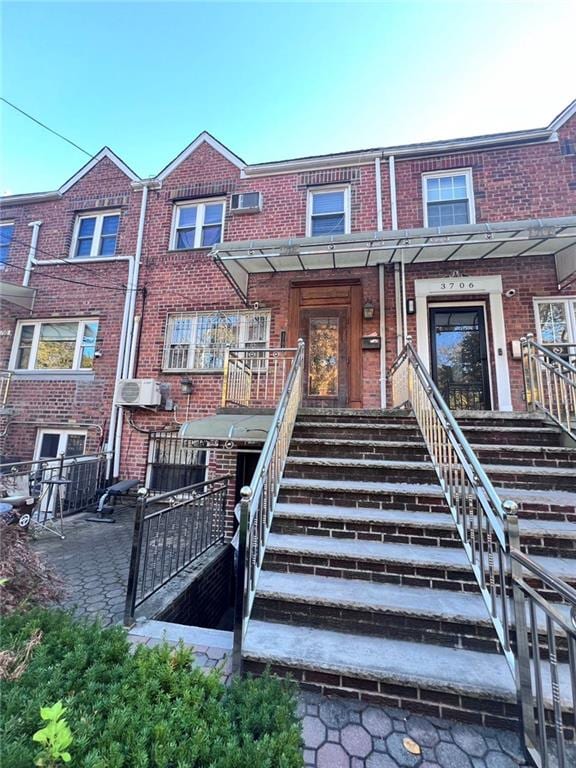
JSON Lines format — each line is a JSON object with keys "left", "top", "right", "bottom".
{"left": 171, "top": 200, "right": 225, "bottom": 250}
{"left": 72, "top": 212, "right": 120, "bottom": 258}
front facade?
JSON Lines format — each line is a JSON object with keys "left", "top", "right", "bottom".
{"left": 1, "top": 101, "right": 575, "bottom": 499}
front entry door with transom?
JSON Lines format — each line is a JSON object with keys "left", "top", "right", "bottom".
{"left": 299, "top": 307, "right": 349, "bottom": 407}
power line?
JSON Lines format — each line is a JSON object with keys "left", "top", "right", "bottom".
{"left": 1, "top": 97, "right": 94, "bottom": 158}
{"left": 4, "top": 260, "right": 136, "bottom": 293}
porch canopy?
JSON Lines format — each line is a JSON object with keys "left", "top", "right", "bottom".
{"left": 178, "top": 413, "right": 272, "bottom": 445}
{"left": 0, "top": 281, "right": 37, "bottom": 310}
{"left": 212, "top": 215, "right": 576, "bottom": 300}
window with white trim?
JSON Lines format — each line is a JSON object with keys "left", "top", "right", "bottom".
{"left": 163, "top": 310, "right": 270, "bottom": 371}
{"left": 0, "top": 222, "right": 14, "bottom": 267}
{"left": 72, "top": 212, "right": 120, "bottom": 258}
{"left": 423, "top": 170, "right": 475, "bottom": 227}
{"left": 171, "top": 200, "right": 225, "bottom": 250}
{"left": 307, "top": 187, "right": 350, "bottom": 237}
{"left": 535, "top": 298, "right": 576, "bottom": 354}
{"left": 11, "top": 319, "right": 99, "bottom": 371}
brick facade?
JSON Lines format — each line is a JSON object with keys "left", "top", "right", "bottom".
{"left": 1, "top": 106, "right": 575, "bottom": 496}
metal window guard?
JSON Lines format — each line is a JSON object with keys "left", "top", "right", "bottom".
{"left": 232, "top": 339, "right": 305, "bottom": 673}
{"left": 521, "top": 333, "right": 576, "bottom": 441}
{"left": 390, "top": 339, "right": 576, "bottom": 767}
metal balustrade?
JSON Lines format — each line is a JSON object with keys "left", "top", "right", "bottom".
{"left": 390, "top": 339, "right": 576, "bottom": 767}
{"left": 123, "top": 475, "right": 231, "bottom": 627}
{"left": 521, "top": 334, "right": 576, "bottom": 440}
{"left": 222, "top": 347, "right": 298, "bottom": 408}
{"left": 232, "top": 339, "right": 305, "bottom": 672}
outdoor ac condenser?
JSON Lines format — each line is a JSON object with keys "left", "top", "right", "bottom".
{"left": 114, "top": 379, "right": 163, "bottom": 407}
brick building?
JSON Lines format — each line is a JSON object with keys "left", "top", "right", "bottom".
{"left": 1, "top": 100, "right": 575, "bottom": 497}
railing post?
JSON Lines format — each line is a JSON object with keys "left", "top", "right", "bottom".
{"left": 523, "top": 334, "right": 537, "bottom": 412}
{"left": 232, "top": 485, "right": 252, "bottom": 675}
{"left": 505, "top": 499, "right": 535, "bottom": 763}
{"left": 222, "top": 348, "right": 230, "bottom": 408}
{"left": 123, "top": 487, "right": 148, "bottom": 628}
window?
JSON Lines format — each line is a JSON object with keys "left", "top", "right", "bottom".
{"left": 172, "top": 200, "right": 225, "bottom": 250}
{"left": 307, "top": 187, "right": 350, "bottom": 237}
{"left": 163, "top": 310, "right": 271, "bottom": 371}
{"left": 0, "top": 222, "right": 14, "bottom": 266}
{"left": 35, "top": 429, "right": 87, "bottom": 460}
{"left": 535, "top": 298, "right": 576, "bottom": 358}
{"left": 72, "top": 212, "right": 120, "bottom": 258}
{"left": 11, "top": 319, "right": 98, "bottom": 371}
{"left": 423, "top": 170, "right": 475, "bottom": 227}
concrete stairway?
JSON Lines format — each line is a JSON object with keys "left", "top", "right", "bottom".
{"left": 243, "top": 409, "right": 576, "bottom": 730}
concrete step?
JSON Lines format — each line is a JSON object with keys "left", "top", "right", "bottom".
{"left": 273, "top": 502, "right": 576, "bottom": 558}
{"left": 242, "top": 620, "right": 520, "bottom": 729}
{"left": 263, "top": 532, "right": 478, "bottom": 592}
{"left": 284, "top": 456, "right": 576, "bottom": 492}
{"left": 253, "top": 570, "right": 502, "bottom": 653}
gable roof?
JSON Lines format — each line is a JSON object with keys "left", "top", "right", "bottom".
{"left": 58, "top": 146, "right": 141, "bottom": 194}
{"left": 548, "top": 99, "right": 576, "bottom": 132}
{"left": 155, "top": 131, "right": 246, "bottom": 181}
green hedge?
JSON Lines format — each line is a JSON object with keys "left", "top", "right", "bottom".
{"left": 1, "top": 609, "right": 303, "bottom": 768}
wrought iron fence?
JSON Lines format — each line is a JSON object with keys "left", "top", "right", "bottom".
{"left": 232, "top": 339, "right": 305, "bottom": 672}
{"left": 0, "top": 452, "right": 111, "bottom": 519}
{"left": 390, "top": 339, "right": 576, "bottom": 766}
{"left": 511, "top": 548, "right": 576, "bottom": 768}
{"left": 123, "top": 475, "right": 230, "bottom": 626}
{"left": 147, "top": 431, "right": 207, "bottom": 494}
{"left": 521, "top": 334, "right": 576, "bottom": 440}
{"left": 222, "top": 347, "right": 298, "bottom": 408}
{"left": 0, "top": 371, "right": 11, "bottom": 406}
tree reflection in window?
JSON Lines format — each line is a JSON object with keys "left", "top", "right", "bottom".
{"left": 308, "top": 317, "right": 339, "bottom": 396}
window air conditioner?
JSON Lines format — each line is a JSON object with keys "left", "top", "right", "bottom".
{"left": 115, "top": 379, "right": 162, "bottom": 407}
{"left": 230, "top": 192, "right": 262, "bottom": 213}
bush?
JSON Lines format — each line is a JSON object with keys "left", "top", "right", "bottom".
{"left": 0, "top": 522, "right": 63, "bottom": 615}
{"left": 0, "top": 609, "right": 303, "bottom": 767}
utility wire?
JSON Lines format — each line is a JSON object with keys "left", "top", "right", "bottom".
{"left": 3, "top": 260, "right": 136, "bottom": 293}
{"left": 0, "top": 97, "right": 94, "bottom": 158}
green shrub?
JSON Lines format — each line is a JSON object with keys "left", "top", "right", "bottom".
{"left": 1, "top": 609, "right": 303, "bottom": 767}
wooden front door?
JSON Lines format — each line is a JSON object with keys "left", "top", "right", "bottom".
{"left": 288, "top": 280, "right": 362, "bottom": 408}
{"left": 299, "top": 307, "right": 349, "bottom": 407}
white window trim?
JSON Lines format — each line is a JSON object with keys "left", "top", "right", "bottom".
{"left": 34, "top": 428, "right": 88, "bottom": 461}
{"left": 422, "top": 168, "right": 475, "bottom": 228}
{"left": 162, "top": 309, "right": 271, "bottom": 372}
{"left": 70, "top": 211, "right": 121, "bottom": 259}
{"left": 0, "top": 221, "right": 15, "bottom": 268}
{"left": 170, "top": 198, "right": 226, "bottom": 251}
{"left": 9, "top": 317, "right": 99, "bottom": 372}
{"left": 306, "top": 185, "right": 351, "bottom": 238}
{"left": 533, "top": 296, "right": 576, "bottom": 345}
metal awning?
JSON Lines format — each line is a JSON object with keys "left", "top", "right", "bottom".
{"left": 0, "top": 281, "right": 37, "bottom": 311}
{"left": 178, "top": 413, "right": 272, "bottom": 445}
{"left": 212, "top": 216, "right": 576, "bottom": 300}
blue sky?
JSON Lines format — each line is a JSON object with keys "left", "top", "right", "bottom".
{"left": 1, "top": 1, "right": 574, "bottom": 195}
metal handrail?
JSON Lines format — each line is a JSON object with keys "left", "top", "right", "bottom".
{"left": 222, "top": 346, "right": 298, "bottom": 408}
{"left": 521, "top": 333, "right": 576, "bottom": 439}
{"left": 390, "top": 339, "right": 514, "bottom": 668}
{"left": 232, "top": 339, "right": 305, "bottom": 672}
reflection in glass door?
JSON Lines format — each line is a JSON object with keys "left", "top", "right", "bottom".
{"left": 299, "top": 308, "right": 348, "bottom": 407}
{"left": 429, "top": 306, "right": 491, "bottom": 410}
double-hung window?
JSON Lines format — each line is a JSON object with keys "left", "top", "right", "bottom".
{"left": 0, "top": 222, "right": 14, "bottom": 267}
{"left": 534, "top": 298, "right": 576, "bottom": 360}
{"left": 163, "top": 310, "right": 271, "bottom": 371}
{"left": 307, "top": 187, "right": 350, "bottom": 237}
{"left": 11, "top": 319, "right": 99, "bottom": 371}
{"left": 72, "top": 212, "right": 120, "bottom": 258}
{"left": 172, "top": 200, "right": 225, "bottom": 250}
{"left": 423, "top": 170, "right": 475, "bottom": 227}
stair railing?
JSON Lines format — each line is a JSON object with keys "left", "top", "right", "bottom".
{"left": 390, "top": 338, "right": 576, "bottom": 767}
{"left": 232, "top": 339, "right": 305, "bottom": 673}
{"left": 390, "top": 338, "right": 516, "bottom": 671}
{"left": 521, "top": 333, "right": 576, "bottom": 440}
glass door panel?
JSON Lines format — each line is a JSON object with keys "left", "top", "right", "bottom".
{"left": 299, "top": 308, "right": 348, "bottom": 407}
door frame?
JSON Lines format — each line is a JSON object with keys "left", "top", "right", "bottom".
{"left": 34, "top": 428, "right": 88, "bottom": 461}
{"left": 288, "top": 279, "right": 363, "bottom": 408}
{"left": 414, "top": 275, "right": 512, "bottom": 411}
{"left": 428, "top": 301, "right": 493, "bottom": 410}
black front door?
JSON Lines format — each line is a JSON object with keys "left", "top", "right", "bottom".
{"left": 429, "top": 306, "right": 491, "bottom": 410}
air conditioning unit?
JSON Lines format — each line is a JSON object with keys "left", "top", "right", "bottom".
{"left": 230, "top": 192, "right": 262, "bottom": 213}
{"left": 115, "top": 379, "right": 162, "bottom": 407}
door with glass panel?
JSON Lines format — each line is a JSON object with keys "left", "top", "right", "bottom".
{"left": 299, "top": 308, "right": 349, "bottom": 407}
{"left": 34, "top": 430, "right": 87, "bottom": 514}
{"left": 429, "top": 306, "right": 491, "bottom": 410}
{"left": 535, "top": 299, "right": 576, "bottom": 364}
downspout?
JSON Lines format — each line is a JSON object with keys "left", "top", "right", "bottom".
{"left": 24, "top": 221, "right": 42, "bottom": 287}
{"left": 388, "top": 156, "right": 398, "bottom": 230}
{"left": 375, "top": 156, "right": 386, "bottom": 407}
{"left": 112, "top": 181, "right": 151, "bottom": 477}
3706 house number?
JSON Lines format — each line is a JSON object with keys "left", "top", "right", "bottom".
{"left": 439, "top": 281, "right": 475, "bottom": 290}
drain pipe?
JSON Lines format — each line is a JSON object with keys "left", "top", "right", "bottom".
{"left": 375, "top": 155, "right": 386, "bottom": 407}
{"left": 23, "top": 221, "right": 42, "bottom": 288}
